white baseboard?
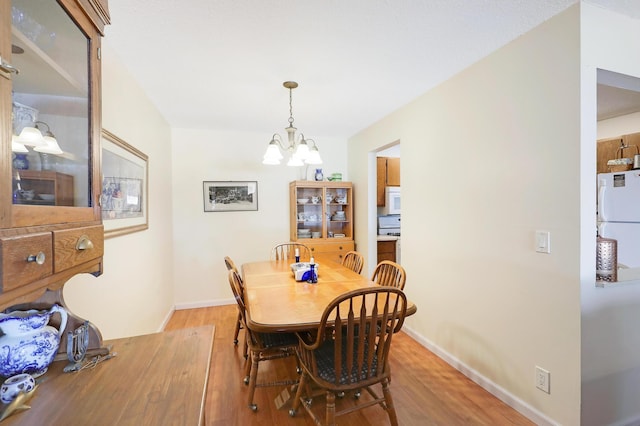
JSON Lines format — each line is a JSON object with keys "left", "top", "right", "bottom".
{"left": 162, "top": 299, "right": 234, "bottom": 332}
{"left": 173, "top": 298, "right": 235, "bottom": 311}
{"left": 401, "top": 325, "right": 558, "bottom": 426}
{"left": 157, "top": 306, "right": 175, "bottom": 332}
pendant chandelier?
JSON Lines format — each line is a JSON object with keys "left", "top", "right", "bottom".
{"left": 262, "top": 81, "right": 322, "bottom": 166}
{"left": 12, "top": 121, "right": 64, "bottom": 155}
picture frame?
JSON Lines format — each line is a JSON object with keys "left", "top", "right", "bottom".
{"left": 203, "top": 181, "right": 258, "bottom": 212}
{"left": 101, "top": 129, "right": 149, "bottom": 238}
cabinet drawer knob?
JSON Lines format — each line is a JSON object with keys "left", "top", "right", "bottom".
{"left": 76, "top": 235, "right": 94, "bottom": 251}
{"left": 27, "top": 252, "right": 46, "bottom": 265}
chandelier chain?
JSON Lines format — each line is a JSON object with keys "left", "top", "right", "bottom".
{"left": 288, "top": 87, "right": 294, "bottom": 126}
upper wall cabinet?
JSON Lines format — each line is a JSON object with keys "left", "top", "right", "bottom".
{"left": 0, "top": 0, "right": 110, "bottom": 310}
{"left": 377, "top": 157, "right": 400, "bottom": 206}
{"left": 597, "top": 132, "right": 640, "bottom": 174}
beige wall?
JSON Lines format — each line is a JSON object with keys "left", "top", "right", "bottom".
{"left": 54, "top": 3, "right": 640, "bottom": 424}
{"left": 170, "top": 127, "right": 348, "bottom": 306}
{"left": 63, "top": 42, "right": 175, "bottom": 339}
{"left": 581, "top": 5, "right": 640, "bottom": 426}
{"left": 349, "top": 5, "right": 581, "bottom": 425}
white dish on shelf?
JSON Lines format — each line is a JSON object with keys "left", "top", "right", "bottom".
{"left": 297, "top": 198, "right": 309, "bottom": 204}
{"left": 298, "top": 229, "right": 311, "bottom": 238}
{"left": 38, "top": 194, "right": 55, "bottom": 202}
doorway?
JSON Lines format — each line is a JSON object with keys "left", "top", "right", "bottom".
{"left": 373, "top": 142, "right": 401, "bottom": 267}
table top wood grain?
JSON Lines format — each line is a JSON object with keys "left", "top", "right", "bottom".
{"left": 2, "top": 325, "right": 214, "bottom": 425}
{"left": 242, "top": 257, "right": 416, "bottom": 332}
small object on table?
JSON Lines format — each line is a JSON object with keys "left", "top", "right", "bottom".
{"left": 0, "top": 383, "right": 38, "bottom": 421}
{"left": 291, "top": 262, "right": 320, "bottom": 281}
{"left": 79, "top": 352, "right": 117, "bottom": 370}
{"left": 64, "top": 321, "right": 90, "bottom": 373}
{"left": 307, "top": 257, "right": 317, "bottom": 284}
{"left": 295, "top": 248, "right": 300, "bottom": 263}
{"left": 0, "top": 374, "right": 35, "bottom": 404}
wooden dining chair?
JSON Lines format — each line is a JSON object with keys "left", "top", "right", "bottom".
{"left": 271, "top": 242, "right": 311, "bottom": 261}
{"left": 289, "top": 286, "right": 408, "bottom": 425}
{"left": 228, "top": 270, "right": 299, "bottom": 412}
{"left": 371, "top": 260, "right": 406, "bottom": 290}
{"left": 341, "top": 250, "right": 364, "bottom": 274}
{"left": 224, "top": 256, "right": 239, "bottom": 274}
{"left": 224, "top": 256, "right": 248, "bottom": 358}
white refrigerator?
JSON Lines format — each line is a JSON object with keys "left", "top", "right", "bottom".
{"left": 597, "top": 170, "right": 640, "bottom": 268}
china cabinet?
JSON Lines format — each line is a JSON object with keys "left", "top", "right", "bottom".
{"left": 0, "top": 0, "right": 110, "bottom": 352}
{"left": 289, "top": 180, "right": 355, "bottom": 263}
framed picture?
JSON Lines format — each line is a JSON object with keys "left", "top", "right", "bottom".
{"left": 101, "top": 129, "right": 149, "bottom": 238}
{"left": 203, "top": 181, "right": 258, "bottom": 212}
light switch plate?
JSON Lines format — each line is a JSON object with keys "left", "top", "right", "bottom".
{"left": 535, "top": 231, "right": 551, "bottom": 253}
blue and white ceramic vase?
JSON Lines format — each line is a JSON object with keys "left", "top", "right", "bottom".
{"left": 0, "top": 304, "right": 68, "bottom": 378}
{"left": 1, "top": 373, "right": 35, "bottom": 403}
{"left": 12, "top": 153, "right": 29, "bottom": 170}
{"left": 314, "top": 168, "right": 323, "bottom": 181}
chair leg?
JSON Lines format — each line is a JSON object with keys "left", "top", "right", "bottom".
{"left": 326, "top": 391, "right": 336, "bottom": 426}
{"left": 243, "top": 336, "right": 248, "bottom": 359}
{"left": 246, "top": 351, "right": 260, "bottom": 411}
{"left": 233, "top": 312, "right": 242, "bottom": 345}
{"left": 243, "top": 348, "right": 252, "bottom": 384}
{"left": 381, "top": 378, "right": 399, "bottom": 426}
{"left": 289, "top": 371, "right": 308, "bottom": 416}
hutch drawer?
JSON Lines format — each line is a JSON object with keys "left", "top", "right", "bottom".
{"left": 0, "top": 233, "right": 53, "bottom": 292}
{"left": 52, "top": 225, "right": 104, "bottom": 272}
{"left": 307, "top": 240, "right": 355, "bottom": 263}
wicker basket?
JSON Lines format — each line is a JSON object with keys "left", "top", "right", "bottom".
{"left": 607, "top": 144, "right": 638, "bottom": 172}
{"left": 609, "top": 163, "right": 632, "bottom": 173}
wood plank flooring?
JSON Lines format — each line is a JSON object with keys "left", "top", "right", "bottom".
{"left": 165, "top": 305, "right": 534, "bottom": 425}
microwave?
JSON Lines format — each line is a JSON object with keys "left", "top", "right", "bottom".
{"left": 383, "top": 187, "right": 401, "bottom": 215}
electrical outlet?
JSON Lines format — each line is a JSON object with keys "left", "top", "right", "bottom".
{"left": 535, "top": 366, "right": 550, "bottom": 393}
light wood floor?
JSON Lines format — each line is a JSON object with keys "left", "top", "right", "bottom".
{"left": 165, "top": 305, "right": 534, "bottom": 425}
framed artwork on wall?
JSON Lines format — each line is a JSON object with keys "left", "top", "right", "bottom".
{"left": 101, "top": 129, "right": 149, "bottom": 238}
{"left": 203, "top": 181, "right": 258, "bottom": 212}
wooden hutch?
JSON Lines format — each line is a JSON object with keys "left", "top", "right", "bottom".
{"left": 290, "top": 180, "right": 355, "bottom": 263}
{"left": 0, "top": 0, "right": 109, "bottom": 353}
{"left": 0, "top": 3, "right": 213, "bottom": 423}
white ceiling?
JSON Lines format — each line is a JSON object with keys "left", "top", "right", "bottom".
{"left": 104, "top": 0, "right": 640, "bottom": 141}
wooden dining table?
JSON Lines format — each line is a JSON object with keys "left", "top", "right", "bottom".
{"left": 241, "top": 256, "right": 416, "bottom": 333}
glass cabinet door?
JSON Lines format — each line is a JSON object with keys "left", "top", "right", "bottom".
{"left": 326, "top": 186, "right": 352, "bottom": 239}
{"left": 10, "top": 0, "right": 90, "bottom": 207}
{"left": 295, "top": 186, "right": 324, "bottom": 240}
